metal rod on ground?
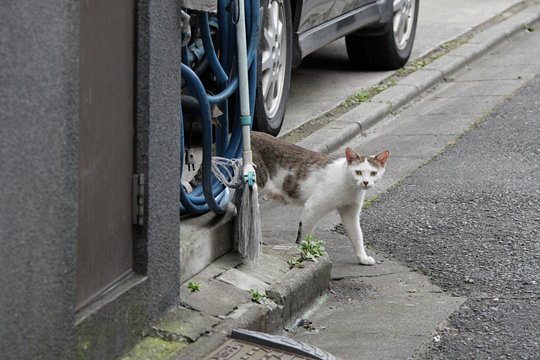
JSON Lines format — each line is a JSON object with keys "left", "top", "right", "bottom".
{"left": 234, "top": 0, "right": 262, "bottom": 261}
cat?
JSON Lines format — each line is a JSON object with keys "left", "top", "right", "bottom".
{"left": 251, "top": 131, "right": 389, "bottom": 266}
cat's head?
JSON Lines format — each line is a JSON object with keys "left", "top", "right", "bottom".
{"left": 345, "top": 148, "right": 389, "bottom": 190}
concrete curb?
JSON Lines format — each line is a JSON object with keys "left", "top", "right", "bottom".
{"left": 179, "top": 256, "right": 332, "bottom": 359}
{"left": 299, "top": 4, "right": 540, "bottom": 154}
{"left": 122, "top": 246, "right": 332, "bottom": 360}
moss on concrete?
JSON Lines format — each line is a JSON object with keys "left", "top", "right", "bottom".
{"left": 120, "top": 337, "right": 187, "bottom": 360}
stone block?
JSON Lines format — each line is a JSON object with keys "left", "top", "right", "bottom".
{"left": 340, "top": 100, "right": 391, "bottom": 131}
{"left": 236, "top": 252, "right": 290, "bottom": 285}
{"left": 182, "top": 278, "right": 251, "bottom": 317}
{"left": 267, "top": 256, "right": 332, "bottom": 325}
{"left": 398, "top": 69, "right": 444, "bottom": 93}
{"left": 218, "top": 268, "right": 270, "bottom": 292}
{"left": 180, "top": 206, "right": 235, "bottom": 282}
{"left": 447, "top": 42, "right": 485, "bottom": 61}
{"left": 151, "top": 306, "right": 219, "bottom": 342}
{"left": 424, "top": 54, "right": 467, "bottom": 78}
{"left": 370, "top": 84, "right": 419, "bottom": 112}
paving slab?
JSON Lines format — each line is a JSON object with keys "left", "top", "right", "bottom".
{"left": 356, "top": 133, "right": 457, "bottom": 161}
{"left": 456, "top": 63, "right": 540, "bottom": 82}
{"left": 152, "top": 307, "right": 220, "bottom": 342}
{"left": 236, "top": 252, "right": 291, "bottom": 285}
{"left": 438, "top": 78, "right": 527, "bottom": 97}
{"left": 218, "top": 268, "right": 270, "bottom": 292}
{"left": 181, "top": 278, "right": 252, "bottom": 317}
{"left": 413, "top": 93, "right": 506, "bottom": 115}
{"left": 378, "top": 113, "right": 474, "bottom": 136}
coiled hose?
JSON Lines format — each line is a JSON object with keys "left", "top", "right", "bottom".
{"left": 180, "top": 0, "right": 259, "bottom": 215}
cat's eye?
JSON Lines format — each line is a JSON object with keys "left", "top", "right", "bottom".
{"left": 355, "top": 170, "right": 362, "bottom": 176}
{"left": 370, "top": 171, "right": 378, "bottom": 176}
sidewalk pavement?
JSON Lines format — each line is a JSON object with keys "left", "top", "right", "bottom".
{"left": 121, "top": 2, "right": 540, "bottom": 359}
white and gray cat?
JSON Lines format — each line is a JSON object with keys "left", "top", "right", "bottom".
{"left": 252, "top": 131, "right": 389, "bottom": 265}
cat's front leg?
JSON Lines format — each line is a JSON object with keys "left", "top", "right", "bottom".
{"left": 338, "top": 204, "right": 375, "bottom": 265}
{"left": 297, "top": 203, "right": 331, "bottom": 244}
{"left": 296, "top": 221, "right": 303, "bottom": 244}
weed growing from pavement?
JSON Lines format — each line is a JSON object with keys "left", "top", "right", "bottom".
{"left": 187, "top": 281, "right": 201, "bottom": 292}
{"left": 288, "top": 257, "right": 306, "bottom": 269}
{"left": 249, "top": 289, "right": 268, "bottom": 304}
{"left": 343, "top": 80, "right": 397, "bottom": 107}
{"left": 287, "top": 235, "right": 328, "bottom": 268}
{"left": 299, "top": 235, "right": 327, "bottom": 262}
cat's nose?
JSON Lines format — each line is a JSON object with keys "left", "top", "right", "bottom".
{"left": 363, "top": 181, "right": 369, "bottom": 186}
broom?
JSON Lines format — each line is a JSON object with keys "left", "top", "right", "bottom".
{"left": 234, "top": 0, "right": 262, "bottom": 261}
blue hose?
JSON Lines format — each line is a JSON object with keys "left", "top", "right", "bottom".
{"left": 180, "top": 0, "right": 260, "bottom": 215}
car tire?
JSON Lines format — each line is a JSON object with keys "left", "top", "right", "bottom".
{"left": 253, "top": 0, "right": 292, "bottom": 136}
{"left": 346, "top": 0, "right": 419, "bottom": 70}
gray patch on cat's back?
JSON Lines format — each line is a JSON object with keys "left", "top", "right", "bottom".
{"left": 283, "top": 174, "right": 300, "bottom": 199}
{"left": 251, "top": 131, "right": 333, "bottom": 174}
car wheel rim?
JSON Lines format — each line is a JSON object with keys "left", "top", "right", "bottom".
{"left": 261, "top": 0, "right": 287, "bottom": 120}
{"left": 393, "top": 0, "right": 416, "bottom": 51}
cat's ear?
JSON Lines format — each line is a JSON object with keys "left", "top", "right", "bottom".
{"left": 345, "top": 147, "right": 360, "bottom": 165}
{"left": 374, "top": 150, "right": 390, "bottom": 166}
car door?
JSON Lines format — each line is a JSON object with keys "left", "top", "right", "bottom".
{"left": 299, "top": 0, "right": 378, "bottom": 34}
{"left": 297, "top": 0, "right": 334, "bottom": 34}
{"left": 328, "top": 0, "right": 377, "bottom": 20}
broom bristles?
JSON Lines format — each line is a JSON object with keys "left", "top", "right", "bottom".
{"left": 235, "top": 182, "right": 262, "bottom": 262}
{"left": 249, "top": 184, "right": 262, "bottom": 260}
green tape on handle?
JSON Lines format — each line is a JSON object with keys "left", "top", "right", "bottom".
{"left": 240, "top": 116, "right": 252, "bottom": 126}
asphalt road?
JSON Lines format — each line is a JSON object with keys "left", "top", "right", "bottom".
{"left": 357, "top": 76, "right": 540, "bottom": 358}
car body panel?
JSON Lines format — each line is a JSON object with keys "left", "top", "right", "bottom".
{"left": 292, "top": 0, "right": 393, "bottom": 67}
{"left": 328, "top": 0, "right": 377, "bottom": 21}
{"left": 298, "top": 0, "right": 378, "bottom": 33}
{"left": 292, "top": 0, "right": 392, "bottom": 66}
{"left": 297, "top": 0, "right": 334, "bottom": 33}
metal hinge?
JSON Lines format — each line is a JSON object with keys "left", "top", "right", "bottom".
{"left": 132, "top": 174, "right": 145, "bottom": 226}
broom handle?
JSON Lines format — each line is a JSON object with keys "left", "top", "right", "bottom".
{"left": 236, "top": 0, "right": 254, "bottom": 169}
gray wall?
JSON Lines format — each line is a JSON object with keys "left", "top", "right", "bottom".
{"left": 0, "top": 1, "right": 80, "bottom": 358}
{"left": 0, "top": 1, "right": 181, "bottom": 359}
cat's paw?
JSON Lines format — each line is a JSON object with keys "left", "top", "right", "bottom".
{"left": 358, "top": 255, "right": 375, "bottom": 266}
